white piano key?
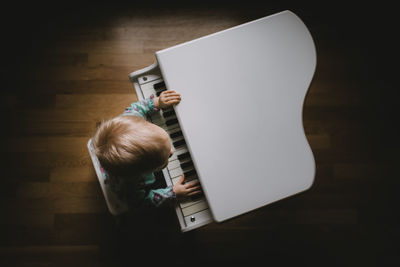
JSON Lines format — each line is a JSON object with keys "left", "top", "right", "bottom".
{"left": 169, "top": 167, "right": 183, "bottom": 179}
{"left": 152, "top": 115, "right": 178, "bottom": 127}
{"left": 181, "top": 200, "right": 208, "bottom": 216}
{"left": 169, "top": 147, "right": 189, "bottom": 162}
{"left": 171, "top": 165, "right": 195, "bottom": 179}
{"left": 158, "top": 122, "right": 180, "bottom": 132}
{"left": 168, "top": 127, "right": 182, "bottom": 136}
{"left": 180, "top": 197, "right": 205, "bottom": 209}
{"left": 171, "top": 176, "right": 182, "bottom": 185}
{"left": 169, "top": 152, "right": 178, "bottom": 161}
{"left": 167, "top": 159, "right": 181, "bottom": 170}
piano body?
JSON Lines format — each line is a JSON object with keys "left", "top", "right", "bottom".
{"left": 88, "top": 10, "right": 317, "bottom": 232}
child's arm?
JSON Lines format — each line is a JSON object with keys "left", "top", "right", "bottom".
{"left": 144, "top": 175, "right": 201, "bottom": 207}
{"left": 144, "top": 186, "right": 176, "bottom": 207}
{"left": 122, "top": 91, "right": 181, "bottom": 118}
{"left": 122, "top": 95, "right": 158, "bottom": 118}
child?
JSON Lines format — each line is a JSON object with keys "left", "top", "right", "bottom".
{"left": 92, "top": 90, "right": 201, "bottom": 209}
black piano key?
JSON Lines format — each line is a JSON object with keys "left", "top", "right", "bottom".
{"left": 163, "top": 110, "right": 175, "bottom": 118}
{"left": 184, "top": 173, "right": 196, "bottom": 180}
{"left": 170, "top": 131, "right": 182, "bottom": 139}
{"left": 177, "top": 152, "right": 190, "bottom": 161}
{"left": 181, "top": 160, "right": 193, "bottom": 169}
{"left": 156, "top": 89, "right": 166, "bottom": 97}
{"left": 190, "top": 192, "right": 204, "bottom": 201}
{"left": 173, "top": 139, "right": 186, "bottom": 148}
{"left": 153, "top": 81, "right": 165, "bottom": 90}
{"left": 184, "top": 169, "right": 196, "bottom": 178}
{"left": 166, "top": 118, "right": 178, "bottom": 126}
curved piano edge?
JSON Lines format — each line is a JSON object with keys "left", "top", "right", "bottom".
{"left": 128, "top": 61, "right": 159, "bottom": 82}
{"left": 294, "top": 9, "right": 318, "bottom": 191}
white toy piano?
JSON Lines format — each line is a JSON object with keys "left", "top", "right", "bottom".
{"left": 88, "top": 10, "right": 317, "bottom": 232}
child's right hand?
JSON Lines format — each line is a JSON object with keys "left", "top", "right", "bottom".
{"left": 173, "top": 174, "right": 202, "bottom": 200}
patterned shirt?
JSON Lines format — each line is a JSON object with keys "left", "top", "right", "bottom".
{"left": 100, "top": 95, "right": 176, "bottom": 208}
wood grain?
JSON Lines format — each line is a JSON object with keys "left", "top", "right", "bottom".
{"left": 1, "top": 2, "right": 396, "bottom": 267}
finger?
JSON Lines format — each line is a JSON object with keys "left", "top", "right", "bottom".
{"left": 184, "top": 183, "right": 200, "bottom": 190}
{"left": 187, "top": 186, "right": 201, "bottom": 192}
{"left": 163, "top": 90, "right": 176, "bottom": 95}
{"left": 165, "top": 95, "right": 181, "bottom": 100}
{"left": 165, "top": 97, "right": 181, "bottom": 102}
{"left": 165, "top": 100, "right": 181, "bottom": 105}
{"left": 185, "top": 181, "right": 200, "bottom": 187}
{"left": 164, "top": 93, "right": 181, "bottom": 97}
{"left": 188, "top": 190, "right": 202, "bottom": 196}
{"left": 165, "top": 100, "right": 180, "bottom": 105}
{"left": 178, "top": 174, "right": 185, "bottom": 184}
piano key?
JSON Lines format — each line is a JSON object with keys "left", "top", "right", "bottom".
{"left": 181, "top": 160, "right": 193, "bottom": 169}
{"left": 177, "top": 152, "right": 190, "bottom": 161}
{"left": 184, "top": 169, "right": 196, "bottom": 178}
{"left": 180, "top": 196, "right": 205, "bottom": 209}
{"left": 162, "top": 109, "right": 175, "bottom": 118}
{"left": 167, "top": 159, "right": 181, "bottom": 170}
{"left": 157, "top": 121, "right": 180, "bottom": 133}
{"left": 171, "top": 176, "right": 182, "bottom": 185}
{"left": 140, "top": 79, "right": 163, "bottom": 98}
{"left": 169, "top": 167, "right": 183, "bottom": 179}
{"left": 170, "top": 174, "right": 198, "bottom": 185}
{"left": 166, "top": 118, "right": 179, "bottom": 126}
{"left": 151, "top": 114, "right": 180, "bottom": 131}
{"left": 170, "top": 130, "right": 183, "bottom": 139}
{"left": 181, "top": 200, "right": 208, "bottom": 216}
{"left": 173, "top": 139, "right": 186, "bottom": 148}
{"left": 169, "top": 147, "right": 188, "bottom": 162}
{"left": 169, "top": 163, "right": 195, "bottom": 179}
{"left": 151, "top": 116, "right": 167, "bottom": 126}
{"left": 184, "top": 173, "right": 197, "bottom": 181}
{"left": 168, "top": 127, "right": 182, "bottom": 139}
{"left": 153, "top": 81, "right": 165, "bottom": 90}
{"left": 190, "top": 192, "right": 204, "bottom": 202}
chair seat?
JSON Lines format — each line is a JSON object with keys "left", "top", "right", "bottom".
{"left": 87, "top": 139, "right": 129, "bottom": 215}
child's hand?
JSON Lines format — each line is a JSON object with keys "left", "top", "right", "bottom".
{"left": 173, "top": 174, "right": 202, "bottom": 200}
{"left": 155, "top": 90, "right": 181, "bottom": 109}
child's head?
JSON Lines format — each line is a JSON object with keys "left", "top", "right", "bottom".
{"left": 93, "top": 116, "right": 172, "bottom": 177}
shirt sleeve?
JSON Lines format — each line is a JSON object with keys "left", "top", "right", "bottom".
{"left": 144, "top": 186, "right": 176, "bottom": 207}
{"left": 122, "top": 95, "right": 159, "bottom": 118}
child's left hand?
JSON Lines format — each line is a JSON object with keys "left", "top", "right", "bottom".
{"left": 154, "top": 90, "right": 181, "bottom": 109}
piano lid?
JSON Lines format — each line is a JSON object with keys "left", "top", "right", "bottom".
{"left": 156, "top": 10, "right": 316, "bottom": 222}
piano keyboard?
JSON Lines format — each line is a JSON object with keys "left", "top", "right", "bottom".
{"left": 129, "top": 64, "right": 214, "bottom": 232}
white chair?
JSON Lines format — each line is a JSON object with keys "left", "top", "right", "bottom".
{"left": 87, "top": 139, "right": 129, "bottom": 215}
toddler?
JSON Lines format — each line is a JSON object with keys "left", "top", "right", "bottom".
{"left": 92, "top": 90, "right": 201, "bottom": 208}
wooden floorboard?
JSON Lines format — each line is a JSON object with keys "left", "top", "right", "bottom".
{"left": 1, "top": 1, "right": 398, "bottom": 266}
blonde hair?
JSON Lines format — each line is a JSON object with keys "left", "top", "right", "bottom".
{"left": 92, "top": 116, "right": 170, "bottom": 177}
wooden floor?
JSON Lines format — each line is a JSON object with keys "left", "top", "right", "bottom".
{"left": 0, "top": 1, "right": 398, "bottom": 266}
